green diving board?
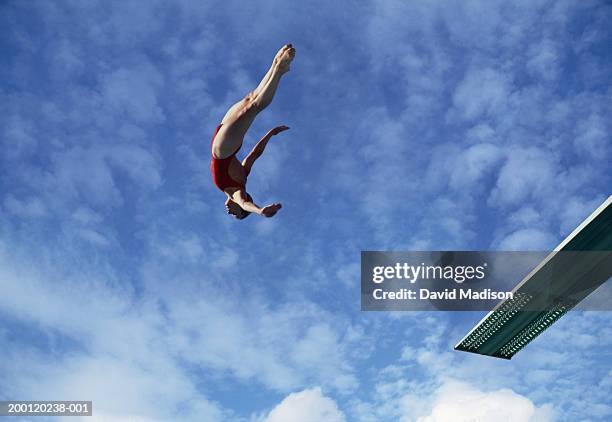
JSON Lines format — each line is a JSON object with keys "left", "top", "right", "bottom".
{"left": 455, "top": 195, "right": 612, "bottom": 359}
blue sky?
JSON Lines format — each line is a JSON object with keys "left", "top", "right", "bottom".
{"left": 1, "top": 0, "right": 611, "bottom": 421}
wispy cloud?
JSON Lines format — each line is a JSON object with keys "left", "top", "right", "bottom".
{"left": 1, "top": 0, "right": 611, "bottom": 420}
{"left": 256, "top": 387, "right": 346, "bottom": 422}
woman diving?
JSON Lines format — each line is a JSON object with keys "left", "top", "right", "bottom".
{"left": 210, "top": 44, "right": 296, "bottom": 219}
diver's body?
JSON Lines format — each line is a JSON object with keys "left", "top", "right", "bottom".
{"left": 210, "top": 44, "right": 296, "bottom": 219}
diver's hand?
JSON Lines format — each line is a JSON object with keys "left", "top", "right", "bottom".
{"left": 270, "top": 125, "right": 289, "bottom": 136}
{"left": 260, "top": 203, "right": 282, "bottom": 217}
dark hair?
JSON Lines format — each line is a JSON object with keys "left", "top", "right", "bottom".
{"left": 236, "top": 210, "right": 251, "bottom": 220}
{"left": 235, "top": 193, "right": 253, "bottom": 220}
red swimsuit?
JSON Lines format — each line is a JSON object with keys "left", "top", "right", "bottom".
{"left": 210, "top": 124, "right": 245, "bottom": 191}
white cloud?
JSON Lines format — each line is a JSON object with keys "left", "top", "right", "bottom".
{"left": 557, "top": 195, "right": 607, "bottom": 235}
{"left": 3, "top": 114, "right": 38, "bottom": 159}
{"left": 50, "top": 38, "right": 85, "bottom": 79}
{"left": 335, "top": 261, "right": 360, "bottom": 288}
{"left": 106, "top": 143, "right": 163, "bottom": 190}
{"left": 102, "top": 63, "right": 165, "bottom": 123}
{"left": 0, "top": 256, "right": 226, "bottom": 421}
{"left": 449, "top": 143, "right": 503, "bottom": 191}
{"left": 489, "top": 147, "right": 559, "bottom": 208}
{"left": 416, "top": 380, "right": 555, "bottom": 422}
{"left": 162, "top": 292, "right": 359, "bottom": 393}
{"left": 526, "top": 38, "right": 561, "bottom": 81}
{"left": 574, "top": 113, "right": 609, "bottom": 161}
{"left": 38, "top": 143, "right": 163, "bottom": 211}
{"left": 0, "top": 231, "right": 362, "bottom": 420}
{"left": 261, "top": 388, "right": 346, "bottom": 422}
{"left": 71, "top": 206, "right": 104, "bottom": 225}
{"left": 497, "top": 228, "right": 556, "bottom": 250}
{"left": 73, "top": 227, "right": 112, "bottom": 246}
{"left": 48, "top": 146, "right": 123, "bottom": 207}
{"left": 453, "top": 68, "right": 511, "bottom": 120}
{"left": 211, "top": 246, "right": 238, "bottom": 269}
{"left": 3, "top": 194, "right": 46, "bottom": 218}
{"left": 42, "top": 355, "right": 224, "bottom": 422}
{"left": 507, "top": 206, "right": 543, "bottom": 227}
{"left": 2, "top": 1, "right": 611, "bottom": 421}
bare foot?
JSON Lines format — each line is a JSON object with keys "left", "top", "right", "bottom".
{"left": 273, "top": 44, "right": 292, "bottom": 64}
{"left": 275, "top": 44, "right": 295, "bottom": 74}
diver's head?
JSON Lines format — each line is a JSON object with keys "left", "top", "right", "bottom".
{"left": 225, "top": 193, "right": 253, "bottom": 220}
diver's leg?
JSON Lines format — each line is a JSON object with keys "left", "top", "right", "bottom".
{"left": 248, "top": 43, "right": 293, "bottom": 100}
{"left": 250, "top": 44, "right": 295, "bottom": 111}
{"left": 251, "top": 45, "right": 288, "bottom": 97}
{"left": 220, "top": 44, "right": 293, "bottom": 125}
{"left": 214, "top": 45, "right": 295, "bottom": 158}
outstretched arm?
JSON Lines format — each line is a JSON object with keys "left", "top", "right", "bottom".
{"left": 242, "top": 125, "right": 289, "bottom": 174}
{"left": 231, "top": 189, "right": 282, "bottom": 218}
{"left": 231, "top": 189, "right": 262, "bottom": 214}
